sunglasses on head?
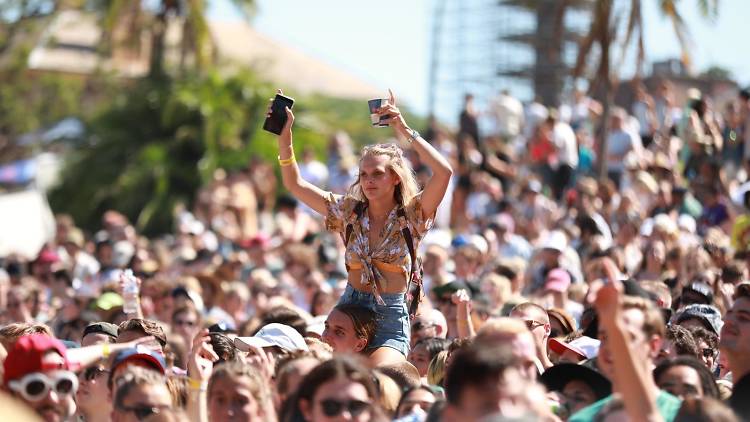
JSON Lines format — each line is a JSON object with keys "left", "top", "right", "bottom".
{"left": 319, "top": 398, "right": 370, "bottom": 417}
{"left": 8, "top": 371, "right": 78, "bottom": 402}
{"left": 116, "top": 404, "right": 171, "bottom": 420}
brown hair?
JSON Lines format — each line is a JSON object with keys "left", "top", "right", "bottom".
{"left": 118, "top": 318, "right": 168, "bottom": 347}
{"left": 333, "top": 304, "right": 379, "bottom": 349}
{"left": 0, "top": 323, "right": 53, "bottom": 350}
{"left": 621, "top": 296, "right": 666, "bottom": 338}
{"left": 208, "top": 361, "right": 275, "bottom": 419}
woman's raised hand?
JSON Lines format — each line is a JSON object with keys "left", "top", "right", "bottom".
{"left": 379, "top": 89, "right": 409, "bottom": 133}
{"left": 267, "top": 88, "right": 295, "bottom": 142}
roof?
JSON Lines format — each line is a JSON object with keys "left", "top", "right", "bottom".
{"left": 26, "top": 10, "right": 381, "bottom": 99}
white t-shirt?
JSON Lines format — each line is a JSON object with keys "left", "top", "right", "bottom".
{"left": 491, "top": 93, "right": 524, "bottom": 138}
{"left": 553, "top": 122, "right": 579, "bottom": 167}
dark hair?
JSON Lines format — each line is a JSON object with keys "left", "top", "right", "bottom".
{"left": 376, "top": 361, "right": 421, "bottom": 392}
{"left": 414, "top": 337, "right": 451, "bottom": 363}
{"left": 688, "top": 327, "right": 718, "bottom": 357}
{"left": 332, "top": 304, "right": 379, "bottom": 349}
{"left": 666, "top": 325, "right": 699, "bottom": 358}
{"left": 209, "top": 332, "right": 240, "bottom": 364}
{"left": 118, "top": 318, "right": 167, "bottom": 347}
{"left": 395, "top": 386, "right": 438, "bottom": 417}
{"left": 674, "top": 397, "right": 738, "bottom": 422}
{"left": 260, "top": 306, "right": 308, "bottom": 337}
{"left": 282, "top": 356, "right": 380, "bottom": 422}
{"left": 653, "top": 356, "right": 720, "bottom": 399}
{"left": 444, "top": 345, "right": 517, "bottom": 405}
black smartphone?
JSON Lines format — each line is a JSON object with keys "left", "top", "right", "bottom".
{"left": 263, "top": 94, "right": 295, "bottom": 135}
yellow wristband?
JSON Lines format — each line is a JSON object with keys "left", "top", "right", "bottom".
{"left": 102, "top": 343, "right": 110, "bottom": 359}
{"left": 278, "top": 155, "right": 296, "bottom": 166}
{"left": 188, "top": 377, "right": 207, "bottom": 391}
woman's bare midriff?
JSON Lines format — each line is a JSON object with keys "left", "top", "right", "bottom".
{"left": 347, "top": 269, "right": 408, "bottom": 294}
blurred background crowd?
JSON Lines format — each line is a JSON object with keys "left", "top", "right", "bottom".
{"left": 2, "top": 81, "right": 750, "bottom": 421}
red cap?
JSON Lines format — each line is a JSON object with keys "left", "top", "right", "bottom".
{"left": 3, "top": 334, "right": 71, "bottom": 386}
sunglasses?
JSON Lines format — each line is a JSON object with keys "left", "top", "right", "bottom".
{"left": 411, "top": 321, "right": 435, "bottom": 332}
{"left": 174, "top": 319, "right": 196, "bottom": 327}
{"left": 319, "top": 398, "right": 370, "bottom": 417}
{"left": 702, "top": 348, "right": 715, "bottom": 358}
{"left": 116, "top": 404, "right": 171, "bottom": 420}
{"left": 82, "top": 367, "right": 109, "bottom": 382}
{"left": 524, "top": 320, "right": 545, "bottom": 330}
{"left": 8, "top": 371, "right": 78, "bottom": 402}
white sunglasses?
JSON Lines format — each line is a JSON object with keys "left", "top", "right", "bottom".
{"left": 8, "top": 370, "right": 79, "bottom": 402}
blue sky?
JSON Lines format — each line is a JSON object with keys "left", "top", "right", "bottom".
{"left": 210, "top": 0, "right": 748, "bottom": 121}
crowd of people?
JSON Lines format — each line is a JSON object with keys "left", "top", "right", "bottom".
{"left": 2, "top": 83, "right": 750, "bottom": 421}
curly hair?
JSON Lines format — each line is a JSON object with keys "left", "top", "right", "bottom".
{"left": 346, "top": 143, "right": 420, "bottom": 207}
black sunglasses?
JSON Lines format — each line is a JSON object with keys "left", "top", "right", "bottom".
{"left": 116, "top": 404, "right": 170, "bottom": 420}
{"left": 702, "top": 348, "right": 715, "bottom": 358}
{"left": 83, "top": 367, "right": 109, "bottom": 382}
{"left": 320, "top": 398, "right": 370, "bottom": 417}
{"left": 411, "top": 321, "right": 435, "bottom": 332}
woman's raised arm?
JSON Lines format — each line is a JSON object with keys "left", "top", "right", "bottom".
{"left": 380, "top": 90, "right": 453, "bottom": 218}
{"left": 272, "top": 89, "right": 331, "bottom": 216}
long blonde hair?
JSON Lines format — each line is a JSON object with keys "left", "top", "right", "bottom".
{"left": 346, "top": 143, "right": 420, "bottom": 207}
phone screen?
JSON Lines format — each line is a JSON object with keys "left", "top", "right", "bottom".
{"left": 263, "top": 94, "right": 295, "bottom": 135}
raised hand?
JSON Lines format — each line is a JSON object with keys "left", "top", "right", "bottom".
{"left": 188, "top": 329, "right": 219, "bottom": 383}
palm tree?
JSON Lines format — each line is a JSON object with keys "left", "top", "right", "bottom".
{"left": 569, "top": 0, "right": 719, "bottom": 177}
{"left": 96, "top": 0, "right": 256, "bottom": 78}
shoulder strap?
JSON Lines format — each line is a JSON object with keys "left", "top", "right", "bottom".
{"left": 397, "top": 207, "right": 422, "bottom": 318}
{"left": 396, "top": 207, "right": 417, "bottom": 271}
{"left": 344, "top": 201, "right": 366, "bottom": 247}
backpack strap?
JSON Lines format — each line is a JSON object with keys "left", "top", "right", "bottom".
{"left": 396, "top": 207, "right": 422, "bottom": 318}
{"left": 343, "top": 201, "right": 366, "bottom": 271}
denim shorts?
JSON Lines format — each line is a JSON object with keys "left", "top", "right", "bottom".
{"left": 337, "top": 283, "right": 410, "bottom": 357}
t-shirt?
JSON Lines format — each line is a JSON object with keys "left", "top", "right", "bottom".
{"left": 568, "top": 391, "right": 681, "bottom": 422}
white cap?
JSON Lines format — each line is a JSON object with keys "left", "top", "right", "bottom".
{"left": 234, "top": 323, "right": 308, "bottom": 352}
{"left": 541, "top": 230, "right": 567, "bottom": 253}
{"left": 569, "top": 336, "right": 601, "bottom": 359}
{"left": 678, "top": 214, "right": 697, "bottom": 234}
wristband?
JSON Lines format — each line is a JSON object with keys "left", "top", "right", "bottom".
{"left": 188, "top": 377, "right": 207, "bottom": 391}
{"left": 278, "top": 155, "right": 296, "bottom": 166}
{"left": 102, "top": 343, "right": 110, "bottom": 359}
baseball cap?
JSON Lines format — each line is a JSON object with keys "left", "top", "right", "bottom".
{"left": 681, "top": 282, "right": 714, "bottom": 305}
{"left": 549, "top": 336, "right": 600, "bottom": 361}
{"left": 110, "top": 346, "right": 167, "bottom": 376}
{"left": 234, "top": 323, "right": 308, "bottom": 352}
{"left": 540, "top": 363, "right": 611, "bottom": 400}
{"left": 545, "top": 268, "right": 571, "bottom": 293}
{"left": 432, "top": 281, "right": 470, "bottom": 299}
{"left": 4, "top": 335, "right": 72, "bottom": 386}
{"left": 83, "top": 322, "right": 119, "bottom": 340}
{"left": 676, "top": 304, "right": 724, "bottom": 335}
{"left": 540, "top": 231, "right": 567, "bottom": 253}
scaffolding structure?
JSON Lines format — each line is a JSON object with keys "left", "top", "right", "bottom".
{"left": 428, "top": 0, "right": 592, "bottom": 125}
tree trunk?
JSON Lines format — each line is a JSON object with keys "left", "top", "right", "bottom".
{"left": 594, "top": 0, "right": 614, "bottom": 180}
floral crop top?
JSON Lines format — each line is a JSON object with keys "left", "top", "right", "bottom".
{"left": 325, "top": 192, "right": 434, "bottom": 303}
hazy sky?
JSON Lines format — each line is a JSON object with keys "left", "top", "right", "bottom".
{"left": 210, "top": 0, "right": 748, "bottom": 120}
